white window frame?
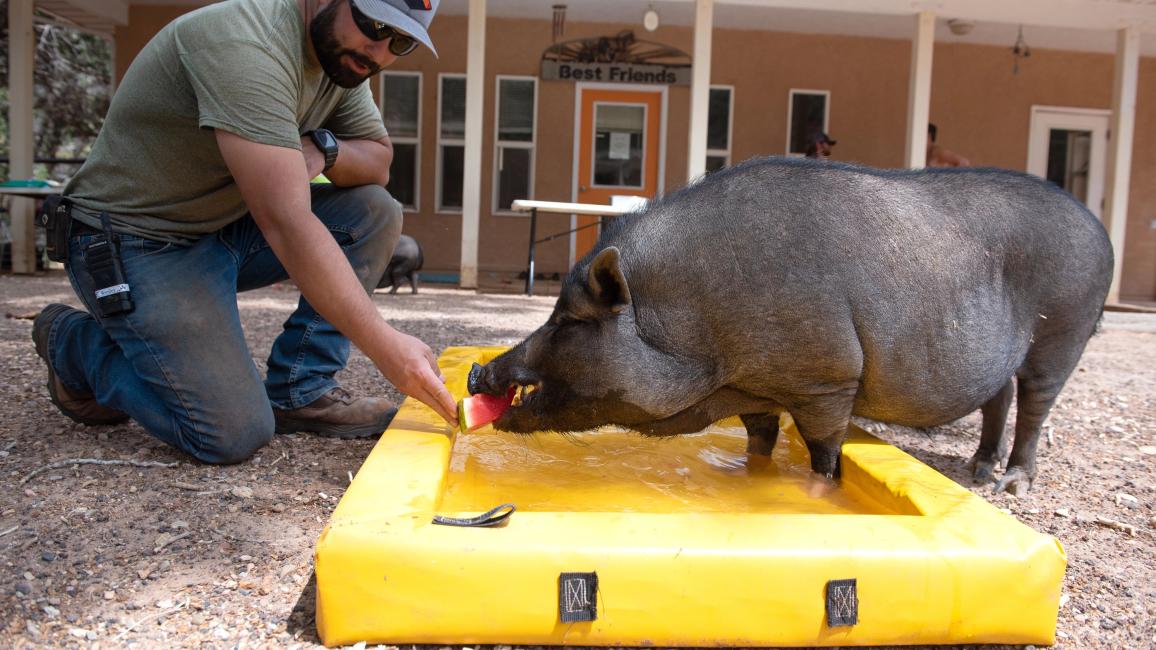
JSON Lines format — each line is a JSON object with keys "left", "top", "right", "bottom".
{"left": 785, "top": 88, "right": 831, "bottom": 157}
{"left": 492, "top": 75, "right": 538, "bottom": 216}
{"left": 379, "top": 71, "right": 422, "bottom": 213}
{"left": 707, "top": 84, "right": 734, "bottom": 169}
{"left": 436, "top": 73, "right": 467, "bottom": 214}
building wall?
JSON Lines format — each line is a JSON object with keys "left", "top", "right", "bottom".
{"left": 115, "top": 8, "right": 1156, "bottom": 300}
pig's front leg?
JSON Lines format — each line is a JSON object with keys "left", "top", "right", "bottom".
{"left": 740, "top": 412, "right": 780, "bottom": 455}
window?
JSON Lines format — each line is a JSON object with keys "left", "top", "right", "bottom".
{"left": 380, "top": 72, "right": 421, "bottom": 210}
{"left": 706, "top": 86, "right": 733, "bottom": 173}
{"left": 437, "top": 74, "right": 466, "bottom": 212}
{"left": 593, "top": 103, "right": 645, "bottom": 188}
{"left": 786, "top": 89, "right": 830, "bottom": 156}
{"left": 493, "top": 76, "right": 537, "bottom": 214}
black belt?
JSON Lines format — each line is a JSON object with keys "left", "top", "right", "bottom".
{"left": 70, "top": 218, "right": 105, "bottom": 238}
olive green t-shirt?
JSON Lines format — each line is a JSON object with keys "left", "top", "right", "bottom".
{"left": 64, "top": 0, "right": 388, "bottom": 243}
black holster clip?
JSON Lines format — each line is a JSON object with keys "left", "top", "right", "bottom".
{"left": 37, "top": 195, "right": 72, "bottom": 263}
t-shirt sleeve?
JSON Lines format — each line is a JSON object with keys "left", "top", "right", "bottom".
{"left": 180, "top": 41, "right": 303, "bottom": 150}
{"left": 324, "top": 83, "right": 390, "bottom": 143}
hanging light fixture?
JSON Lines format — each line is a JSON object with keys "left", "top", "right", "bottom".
{"left": 643, "top": 3, "right": 660, "bottom": 32}
{"left": 1011, "top": 25, "right": 1031, "bottom": 74}
{"left": 552, "top": 4, "right": 567, "bottom": 42}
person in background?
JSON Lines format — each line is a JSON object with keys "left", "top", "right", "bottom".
{"left": 926, "top": 123, "right": 971, "bottom": 167}
{"left": 804, "top": 132, "right": 837, "bottom": 159}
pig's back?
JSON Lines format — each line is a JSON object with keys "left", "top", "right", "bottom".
{"left": 612, "top": 157, "right": 1112, "bottom": 426}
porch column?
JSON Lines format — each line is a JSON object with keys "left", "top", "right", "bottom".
{"left": 686, "top": 0, "right": 714, "bottom": 183}
{"left": 459, "top": 0, "right": 486, "bottom": 289}
{"left": 7, "top": 0, "right": 36, "bottom": 273}
{"left": 904, "top": 11, "right": 934, "bottom": 169}
{"left": 1103, "top": 26, "right": 1140, "bottom": 304}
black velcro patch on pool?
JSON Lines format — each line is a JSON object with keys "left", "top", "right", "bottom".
{"left": 826, "top": 578, "right": 858, "bottom": 627}
{"left": 558, "top": 572, "right": 598, "bottom": 623}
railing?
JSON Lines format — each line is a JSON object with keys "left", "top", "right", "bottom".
{"left": 509, "top": 199, "right": 637, "bottom": 296}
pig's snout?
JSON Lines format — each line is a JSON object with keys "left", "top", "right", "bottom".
{"left": 467, "top": 362, "right": 490, "bottom": 395}
{"left": 467, "top": 360, "right": 541, "bottom": 397}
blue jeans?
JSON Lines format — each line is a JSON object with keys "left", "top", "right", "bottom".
{"left": 48, "top": 184, "right": 402, "bottom": 463}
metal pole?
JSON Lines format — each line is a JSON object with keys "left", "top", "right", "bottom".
{"left": 525, "top": 208, "right": 538, "bottom": 296}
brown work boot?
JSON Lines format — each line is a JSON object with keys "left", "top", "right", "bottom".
{"left": 32, "top": 304, "right": 130, "bottom": 426}
{"left": 272, "top": 387, "right": 397, "bottom": 439}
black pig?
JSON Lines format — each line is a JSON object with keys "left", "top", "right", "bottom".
{"left": 377, "top": 234, "right": 423, "bottom": 294}
{"left": 468, "top": 157, "right": 1114, "bottom": 495}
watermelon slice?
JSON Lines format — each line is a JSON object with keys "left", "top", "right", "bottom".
{"left": 458, "top": 386, "right": 516, "bottom": 432}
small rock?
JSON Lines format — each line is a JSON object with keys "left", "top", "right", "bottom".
{"left": 1149, "top": 516, "right": 1156, "bottom": 529}
{"left": 214, "top": 627, "right": 230, "bottom": 640}
{"left": 103, "top": 590, "right": 116, "bottom": 600}
{"left": 1139, "top": 445, "right": 1156, "bottom": 455}
{"left": 43, "top": 605, "right": 60, "bottom": 618}
{"left": 1114, "top": 493, "right": 1138, "bottom": 508}
{"left": 15, "top": 582, "right": 32, "bottom": 595}
{"left": 171, "top": 520, "right": 189, "bottom": 529}
{"left": 41, "top": 551, "right": 56, "bottom": 562}
{"left": 156, "top": 599, "right": 174, "bottom": 609}
{"left": 231, "top": 486, "right": 254, "bottom": 499}
{"left": 68, "top": 628, "right": 91, "bottom": 639}
{"left": 26, "top": 621, "right": 39, "bottom": 637}
{"left": 138, "top": 568, "right": 152, "bottom": 580}
{"left": 239, "top": 554, "right": 252, "bottom": 562}
{"left": 1101, "top": 618, "right": 1118, "bottom": 630}
{"left": 271, "top": 503, "right": 286, "bottom": 513}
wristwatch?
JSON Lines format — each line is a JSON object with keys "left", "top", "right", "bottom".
{"left": 307, "top": 128, "right": 339, "bottom": 172}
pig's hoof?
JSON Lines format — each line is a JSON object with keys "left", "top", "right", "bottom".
{"left": 969, "top": 456, "right": 998, "bottom": 484}
{"left": 994, "top": 467, "right": 1033, "bottom": 496}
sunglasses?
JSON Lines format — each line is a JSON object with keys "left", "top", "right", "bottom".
{"left": 347, "top": 0, "right": 420, "bottom": 56}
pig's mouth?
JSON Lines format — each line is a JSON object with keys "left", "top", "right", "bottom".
{"left": 508, "top": 381, "right": 541, "bottom": 409}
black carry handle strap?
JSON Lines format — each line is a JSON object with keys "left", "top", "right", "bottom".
{"left": 432, "top": 503, "right": 516, "bottom": 528}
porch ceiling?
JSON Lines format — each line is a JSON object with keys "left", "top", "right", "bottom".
{"left": 118, "top": 0, "right": 1156, "bottom": 56}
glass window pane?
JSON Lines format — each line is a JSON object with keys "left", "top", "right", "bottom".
{"left": 386, "top": 143, "right": 417, "bottom": 208}
{"left": 382, "top": 74, "right": 419, "bottom": 138}
{"left": 440, "top": 144, "right": 464, "bottom": 209}
{"left": 498, "top": 79, "right": 535, "bottom": 143}
{"left": 593, "top": 104, "right": 644, "bottom": 187}
{"left": 707, "top": 88, "right": 730, "bottom": 150}
{"left": 497, "top": 147, "right": 531, "bottom": 210}
{"left": 440, "top": 77, "right": 466, "bottom": 139}
{"left": 789, "top": 93, "right": 827, "bottom": 154}
{"left": 706, "top": 155, "right": 727, "bottom": 174}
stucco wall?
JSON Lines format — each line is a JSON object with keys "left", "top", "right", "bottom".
{"left": 114, "top": 7, "right": 1156, "bottom": 300}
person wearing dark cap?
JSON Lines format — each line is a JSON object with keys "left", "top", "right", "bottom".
{"left": 32, "top": 0, "right": 458, "bottom": 466}
{"left": 805, "top": 132, "right": 837, "bottom": 159}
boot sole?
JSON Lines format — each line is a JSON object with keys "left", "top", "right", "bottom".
{"left": 273, "top": 408, "right": 398, "bottom": 439}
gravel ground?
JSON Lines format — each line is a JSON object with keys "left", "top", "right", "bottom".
{"left": 0, "top": 271, "right": 1153, "bottom": 649}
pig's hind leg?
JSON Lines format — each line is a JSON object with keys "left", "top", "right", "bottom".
{"left": 740, "top": 413, "right": 779, "bottom": 455}
{"left": 968, "top": 379, "right": 1014, "bottom": 484}
{"left": 995, "top": 328, "right": 1094, "bottom": 495}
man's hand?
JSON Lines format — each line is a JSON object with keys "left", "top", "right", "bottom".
{"left": 377, "top": 329, "right": 458, "bottom": 423}
{"left": 216, "top": 129, "right": 457, "bottom": 427}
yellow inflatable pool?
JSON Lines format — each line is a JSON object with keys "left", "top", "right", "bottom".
{"left": 315, "top": 347, "right": 1065, "bottom": 647}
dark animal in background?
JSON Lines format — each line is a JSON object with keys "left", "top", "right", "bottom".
{"left": 377, "top": 234, "right": 423, "bottom": 294}
{"left": 468, "top": 157, "right": 1114, "bottom": 495}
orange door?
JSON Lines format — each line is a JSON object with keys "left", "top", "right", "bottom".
{"left": 575, "top": 87, "right": 663, "bottom": 262}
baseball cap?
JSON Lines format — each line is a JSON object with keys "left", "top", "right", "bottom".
{"left": 350, "top": 0, "right": 440, "bottom": 57}
{"left": 810, "top": 132, "right": 836, "bottom": 146}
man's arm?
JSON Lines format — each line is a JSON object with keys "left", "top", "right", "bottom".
{"left": 216, "top": 129, "right": 458, "bottom": 425}
{"left": 303, "top": 133, "right": 393, "bottom": 187}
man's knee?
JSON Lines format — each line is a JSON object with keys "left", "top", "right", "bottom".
{"left": 194, "top": 412, "right": 274, "bottom": 465}
{"left": 352, "top": 185, "right": 403, "bottom": 244}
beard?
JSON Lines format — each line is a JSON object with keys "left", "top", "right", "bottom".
{"left": 310, "top": 2, "right": 381, "bottom": 88}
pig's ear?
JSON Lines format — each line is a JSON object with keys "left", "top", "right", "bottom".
{"left": 587, "top": 246, "right": 632, "bottom": 314}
